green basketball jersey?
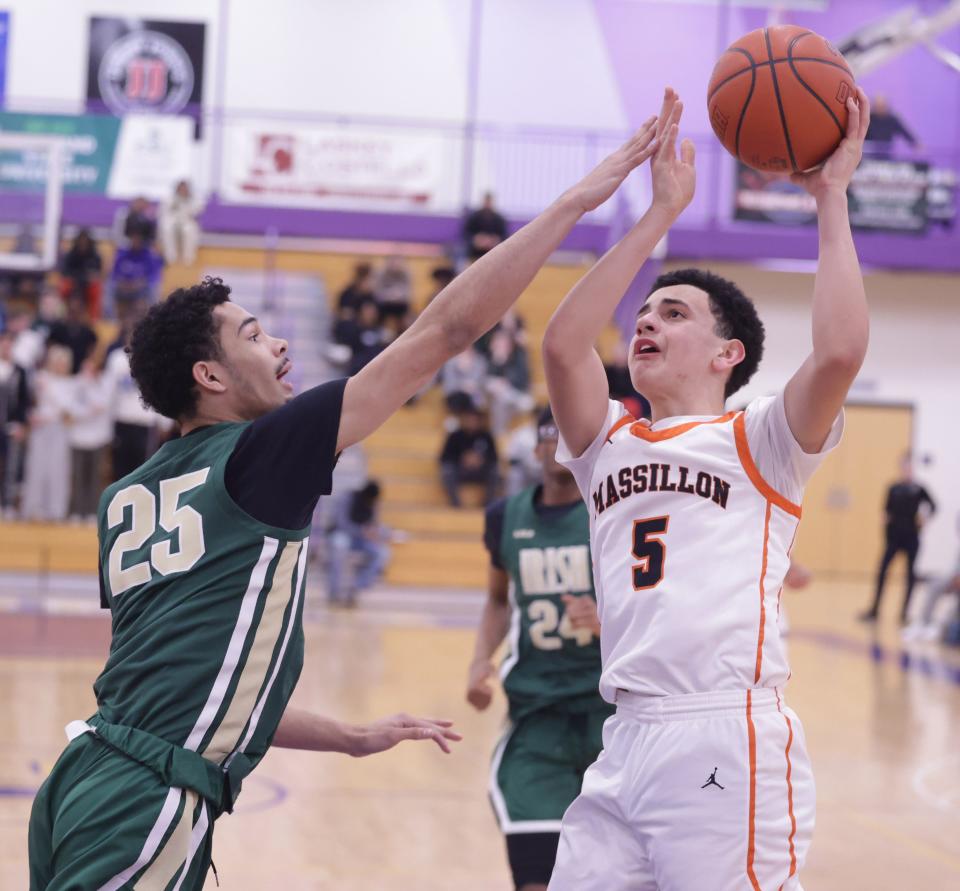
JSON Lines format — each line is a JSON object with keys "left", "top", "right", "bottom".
{"left": 94, "top": 422, "right": 310, "bottom": 777}
{"left": 498, "top": 487, "right": 606, "bottom": 719}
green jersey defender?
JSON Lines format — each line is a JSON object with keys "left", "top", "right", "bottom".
{"left": 30, "top": 422, "right": 313, "bottom": 890}
{"left": 26, "top": 118, "right": 662, "bottom": 890}
{"left": 469, "top": 406, "right": 615, "bottom": 891}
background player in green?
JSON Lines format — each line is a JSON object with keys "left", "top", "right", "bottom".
{"left": 27, "top": 119, "right": 663, "bottom": 891}
{"left": 466, "top": 406, "right": 613, "bottom": 891}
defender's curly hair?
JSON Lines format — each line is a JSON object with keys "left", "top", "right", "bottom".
{"left": 648, "top": 268, "right": 765, "bottom": 398}
{"left": 127, "top": 277, "right": 232, "bottom": 420}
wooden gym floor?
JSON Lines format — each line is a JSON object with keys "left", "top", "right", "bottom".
{"left": 1, "top": 577, "right": 959, "bottom": 890}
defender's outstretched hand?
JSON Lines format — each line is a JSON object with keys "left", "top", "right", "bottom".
{"left": 351, "top": 714, "right": 463, "bottom": 756}
{"left": 650, "top": 87, "right": 696, "bottom": 217}
{"left": 791, "top": 87, "right": 870, "bottom": 198}
{"left": 564, "top": 114, "right": 660, "bottom": 213}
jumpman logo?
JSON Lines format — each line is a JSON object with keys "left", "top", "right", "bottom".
{"left": 701, "top": 767, "right": 725, "bottom": 790}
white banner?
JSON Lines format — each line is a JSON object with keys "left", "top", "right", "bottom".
{"left": 220, "top": 120, "right": 463, "bottom": 213}
{"left": 107, "top": 114, "right": 195, "bottom": 200}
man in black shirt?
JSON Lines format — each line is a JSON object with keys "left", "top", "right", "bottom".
{"left": 464, "top": 191, "right": 508, "bottom": 261}
{"left": 864, "top": 94, "right": 919, "bottom": 158}
{"left": 440, "top": 404, "right": 500, "bottom": 507}
{"left": 860, "top": 455, "right": 936, "bottom": 623}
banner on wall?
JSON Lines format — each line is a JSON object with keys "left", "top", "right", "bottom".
{"left": 86, "top": 17, "right": 206, "bottom": 136}
{"left": 0, "top": 111, "right": 193, "bottom": 199}
{"left": 220, "top": 121, "right": 462, "bottom": 213}
{"left": 734, "top": 159, "right": 956, "bottom": 233}
{"left": 0, "top": 11, "right": 8, "bottom": 105}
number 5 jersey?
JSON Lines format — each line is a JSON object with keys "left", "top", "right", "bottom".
{"left": 556, "top": 393, "right": 841, "bottom": 702}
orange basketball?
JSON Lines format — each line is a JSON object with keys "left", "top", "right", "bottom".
{"left": 707, "top": 24, "right": 856, "bottom": 173}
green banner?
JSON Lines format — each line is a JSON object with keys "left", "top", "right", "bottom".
{"left": 0, "top": 111, "right": 121, "bottom": 193}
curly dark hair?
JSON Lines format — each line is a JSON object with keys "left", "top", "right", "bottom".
{"left": 128, "top": 277, "right": 232, "bottom": 420}
{"left": 648, "top": 268, "right": 765, "bottom": 398}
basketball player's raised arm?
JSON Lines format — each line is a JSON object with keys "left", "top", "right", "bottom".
{"left": 335, "top": 118, "right": 662, "bottom": 453}
{"left": 783, "top": 88, "right": 871, "bottom": 454}
{"left": 543, "top": 90, "right": 696, "bottom": 457}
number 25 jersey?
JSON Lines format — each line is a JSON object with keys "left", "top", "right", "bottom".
{"left": 557, "top": 395, "right": 839, "bottom": 703}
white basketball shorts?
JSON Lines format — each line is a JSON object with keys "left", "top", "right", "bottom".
{"left": 548, "top": 687, "right": 814, "bottom": 891}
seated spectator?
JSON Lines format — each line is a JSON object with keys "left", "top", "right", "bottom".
{"left": 66, "top": 358, "right": 112, "bottom": 522}
{"left": 463, "top": 191, "right": 507, "bottom": 262}
{"left": 0, "top": 326, "right": 31, "bottom": 516}
{"left": 439, "top": 404, "right": 500, "bottom": 508}
{"left": 0, "top": 224, "right": 44, "bottom": 300}
{"left": 159, "top": 180, "right": 204, "bottom": 265}
{"left": 902, "top": 513, "right": 960, "bottom": 642}
{"left": 476, "top": 307, "right": 526, "bottom": 359}
{"left": 21, "top": 345, "right": 73, "bottom": 522}
{"left": 109, "top": 232, "right": 164, "bottom": 321}
{"left": 441, "top": 346, "right": 488, "bottom": 415}
{"left": 326, "top": 480, "right": 391, "bottom": 606}
{"left": 426, "top": 265, "right": 456, "bottom": 307}
{"left": 374, "top": 255, "right": 413, "bottom": 329}
{"left": 337, "top": 262, "right": 377, "bottom": 318}
{"left": 116, "top": 196, "right": 158, "bottom": 246}
{"left": 504, "top": 407, "right": 541, "bottom": 497}
{"left": 47, "top": 292, "right": 98, "bottom": 374}
{"left": 332, "top": 298, "right": 389, "bottom": 375}
{"left": 485, "top": 328, "right": 533, "bottom": 435}
{"left": 59, "top": 229, "right": 104, "bottom": 320}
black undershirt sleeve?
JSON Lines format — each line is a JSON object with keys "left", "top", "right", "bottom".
{"left": 225, "top": 378, "right": 348, "bottom": 530}
{"left": 483, "top": 498, "right": 507, "bottom": 571}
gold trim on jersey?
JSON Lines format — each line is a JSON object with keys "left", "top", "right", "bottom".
{"left": 202, "top": 540, "right": 302, "bottom": 762}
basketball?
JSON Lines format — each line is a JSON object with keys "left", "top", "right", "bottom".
{"left": 707, "top": 24, "right": 856, "bottom": 172}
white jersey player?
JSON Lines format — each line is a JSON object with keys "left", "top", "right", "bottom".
{"left": 542, "top": 87, "right": 871, "bottom": 890}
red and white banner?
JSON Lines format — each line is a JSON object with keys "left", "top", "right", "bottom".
{"left": 221, "top": 121, "right": 462, "bottom": 213}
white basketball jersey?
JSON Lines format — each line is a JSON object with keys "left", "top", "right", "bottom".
{"left": 562, "top": 399, "right": 811, "bottom": 702}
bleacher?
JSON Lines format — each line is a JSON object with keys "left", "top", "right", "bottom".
{"left": 1, "top": 239, "right": 596, "bottom": 593}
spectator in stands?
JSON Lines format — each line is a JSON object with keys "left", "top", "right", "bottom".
{"left": 159, "top": 180, "right": 204, "bottom": 266}
{"left": 374, "top": 255, "right": 413, "bottom": 330}
{"left": 504, "top": 405, "right": 541, "bottom": 496}
{"left": 426, "top": 265, "right": 456, "bottom": 307}
{"left": 59, "top": 229, "right": 104, "bottom": 320}
{"left": 6, "top": 306, "right": 46, "bottom": 374}
{"left": 860, "top": 454, "right": 936, "bottom": 624}
{"left": 21, "top": 344, "right": 73, "bottom": 522}
{"left": 865, "top": 94, "right": 920, "bottom": 158}
{"left": 105, "top": 316, "right": 172, "bottom": 480}
{"left": 902, "top": 513, "right": 960, "bottom": 642}
{"left": 118, "top": 196, "right": 158, "bottom": 246}
{"left": 66, "top": 358, "right": 112, "bottom": 522}
{"left": 441, "top": 345, "right": 488, "bottom": 415}
{"left": 109, "top": 231, "right": 164, "bottom": 321}
{"left": 0, "top": 326, "right": 31, "bottom": 516}
{"left": 337, "top": 262, "right": 377, "bottom": 318}
{"left": 484, "top": 327, "right": 533, "bottom": 435}
{"left": 476, "top": 306, "right": 527, "bottom": 359}
{"left": 332, "top": 297, "right": 389, "bottom": 375}
{"left": 463, "top": 192, "right": 507, "bottom": 261}
{"left": 0, "top": 224, "right": 44, "bottom": 301}
{"left": 440, "top": 404, "right": 500, "bottom": 508}
{"left": 326, "top": 480, "right": 391, "bottom": 606}
{"left": 47, "top": 292, "right": 98, "bottom": 374}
